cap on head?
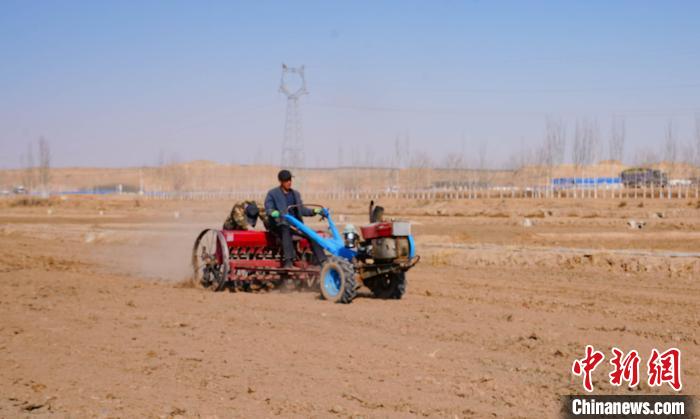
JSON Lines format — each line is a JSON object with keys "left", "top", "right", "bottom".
{"left": 278, "top": 169, "right": 293, "bottom": 182}
{"left": 245, "top": 203, "right": 259, "bottom": 227}
{"left": 245, "top": 202, "right": 259, "bottom": 219}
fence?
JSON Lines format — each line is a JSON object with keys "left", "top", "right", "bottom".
{"left": 4, "top": 184, "right": 698, "bottom": 201}
{"left": 137, "top": 184, "right": 700, "bottom": 201}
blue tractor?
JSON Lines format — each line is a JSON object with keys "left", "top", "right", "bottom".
{"left": 286, "top": 203, "right": 419, "bottom": 303}
{"left": 192, "top": 202, "right": 420, "bottom": 303}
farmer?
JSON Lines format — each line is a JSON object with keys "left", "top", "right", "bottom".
{"left": 264, "top": 169, "right": 327, "bottom": 269}
{"left": 223, "top": 201, "right": 268, "bottom": 230}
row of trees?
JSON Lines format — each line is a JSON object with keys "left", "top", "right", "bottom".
{"left": 512, "top": 115, "right": 700, "bottom": 172}
{"left": 334, "top": 115, "right": 700, "bottom": 191}
{"left": 354, "top": 114, "right": 700, "bottom": 173}
{"left": 395, "top": 115, "right": 700, "bottom": 189}
{"left": 12, "top": 116, "right": 700, "bottom": 193}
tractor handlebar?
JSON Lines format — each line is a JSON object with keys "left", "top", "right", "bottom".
{"left": 281, "top": 204, "right": 355, "bottom": 259}
{"left": 284, "top": 203, "right": 328, "bottom": 219}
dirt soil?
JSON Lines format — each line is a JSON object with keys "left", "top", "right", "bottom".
{"left": 1, "top": 196, "right": 699, "bottom": 418}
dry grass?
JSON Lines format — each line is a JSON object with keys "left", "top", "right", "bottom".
{"left": 427, "top": 250, "right": 455, "bottom": 267}
{"left": 9, "top": 197, "right": 53, "bottom": 207}
{"left": 480, "top": 212, "right": 510, "bottom": 218}
{"left": 524, "top": 212, "right": 546, "bottom": 219}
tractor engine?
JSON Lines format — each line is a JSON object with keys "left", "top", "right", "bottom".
{"left": 359, "top": 221, "right": 413, "bottom": 262}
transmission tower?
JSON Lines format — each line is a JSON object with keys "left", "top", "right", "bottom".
{"left": 279, "top": 64, "right": 308, "bottom": 169}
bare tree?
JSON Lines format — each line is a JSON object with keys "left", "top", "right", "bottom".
{"left": 443, "top": 152, "right": 464, "bottom": 170}
{"left": 408, "top": 150, "right": 432, "bottom": 190}
{"left": 20, "top": 142, "right": 36, "bottom": 190}
{"left": 572, "top": 120, "right": 585, "bottom": 168}
{"left": 530, "top": 142, "right": 548, "bottom": 188}
{"left": 505, "top": 138, "right": 535, "bottom": 171}
{"left": 609, "top": 116, "right": 625, "bottom": 162}
{"left": 537, "top": 117, "right": 567, "bottom": 188}
{"left": 396, "top": 134, "right": 411, "bottom": 169}
{"left": 409, "top": 151, "right": 432, "bottom": 170}
{"left": 633, "top": 147, "right": 658, "bottom": 166}
{"left": 157, "top": 152, "right": 186, "bottom": 192}
{"left": 572, "top": 118, "right": 600, "bottom": 196}
{"left": 664, "top": 120, "right": 677, "bottom": 163}
{"left": 544, "top": 117, "right": 567, "bottom": 167}
{"left": 442, "top": 151, "right": 464, "bottom": 189}
{"left": 475, "top": 142, "right": 486, "bottom": 169}
{"left": 390, "top": 135, "right": 406, "bottom": 191}
{"left": 363, "top": 144, "right": 375, "bottom": 168}
{"left": 572, "top": 118, "right": 599, "bottom": 168}
{"left": 156, "top": 149, "right": 167, "bottom": 190}
{"left": 456, "top": 134, "right": 467, "bottom": 187}
{"left": 337, "top": 143, "right": 344, "bottom": 167}
{"left": 680, "top": 142, "right": 694, "bottom": 165}
{"left": 664, "top": 119, "right": 678, "bottom": 178}
{"left": 38, "top": 137, "right": 51, "bottom": 192}
{"left": 168, "top": 154, "right": 187, "bottom": 192}
{"left": 476, "top": 141, "right": 489, "bottom": 185}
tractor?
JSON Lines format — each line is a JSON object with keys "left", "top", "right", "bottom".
{"left": 191, "top": 202, "right": 419, "bottom": 303}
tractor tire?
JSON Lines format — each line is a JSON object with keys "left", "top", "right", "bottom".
{"left": 192, "top": 229, "right": 230, "bottom": 292}
{"left": 367, "top": 272, "right": 406, "bottom": 299}
{"left": 319, "top": 256, "right": 357, "bottom": 304}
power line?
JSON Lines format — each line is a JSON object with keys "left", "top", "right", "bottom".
{"left": 307, "top": 100, "right": 700, "bottom": 118}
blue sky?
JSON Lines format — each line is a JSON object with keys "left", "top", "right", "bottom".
{"left": 1, "top": 1, "right": 699, "bottom": 168}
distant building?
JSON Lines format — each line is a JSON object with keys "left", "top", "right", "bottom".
{"left": 551, "top": 177, "right": 621, "bottom": 190}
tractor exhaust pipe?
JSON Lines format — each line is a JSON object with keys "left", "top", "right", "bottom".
{"left": 369, "top": 200, "right": 384, "bottom": 223}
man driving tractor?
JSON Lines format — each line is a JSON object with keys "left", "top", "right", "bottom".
{"left": 265, "top": 169, "right": 327, "bottom": 269}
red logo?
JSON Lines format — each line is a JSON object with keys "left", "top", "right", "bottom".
{"left": 609, "top": 348, "right": 640, "bottom": 387}
{"left": 572, "top": 346, "right": 682, "bottom": 392}
{"left": 572, "top": 345, "right": 605, "bottom": 392}
{"left": 648, "top": 348, "right": 682, "bottom": 391}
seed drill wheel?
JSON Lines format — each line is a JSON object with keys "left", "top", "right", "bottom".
{"left": 367, "top": 272, "right": 406, "bottom": 299}
{"left": 319, "top": 256, "right": 357, "bottom": 304}
{"left": 192, "top": 229, "right": 230, "bottom": 292}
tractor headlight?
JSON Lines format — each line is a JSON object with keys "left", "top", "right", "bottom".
{"left": 344, "top": 231, "right": 357, "bottom": 248}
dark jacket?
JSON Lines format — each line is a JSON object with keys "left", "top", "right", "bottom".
{"left": 264, "top": 187, "right": 314, "bottom": 226}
